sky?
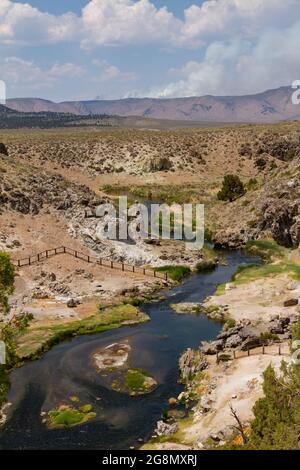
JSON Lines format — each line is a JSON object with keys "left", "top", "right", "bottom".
{"left": 0, "top": 0, "right": 299, "bottom": 101}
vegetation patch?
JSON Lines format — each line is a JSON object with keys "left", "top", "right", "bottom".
{"left": 16, "top": 304, "right": 149, "bottom": 360}
{"left": 170, "top": 303, "right": 201, "bottom": 315}
{"left": 111, "top": 368, "right": 157, "bottom": 396}
{"left": 196, "top": 260, "right": 217, "bottom": 273}
{"left": 217, "top": 174, "right": 246, "bottom": 202}
{"left": 156, "top": 265, "right": 191, "bottom": 282}
{"left": 231, "top": 260, "right": 300, "bottom": 285}
{"left": 101, "top": 184, "right": 202, "bottom": 205}
{"left": 45, "top": 404, "right": 96, "bottom": 429}
{"left": 245, "top": 239, "right": 288, "bottom": 261}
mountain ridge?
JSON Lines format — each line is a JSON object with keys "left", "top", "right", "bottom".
{"left": 4, "top": 86, "right": 300, "bottom": 123}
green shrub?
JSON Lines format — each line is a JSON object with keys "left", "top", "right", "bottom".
{"left": 225, "top": 318, "right": 236, "bottom": 329}
{"left": 260, "top": 332, "right": 279, "bottom": 343}
{"left": 217, "top": 174, "right": 246, "bottom": 202}
{"left": 156, "top": 265, "right": 191, "bottom": 282}
{"left": 0, "top": 252, "right": 15, "bottom": 313}
{"left": 195, "top": 261, "right": 217, "bottom": 273}
{"left": 247, "top": 177, "right": 259, "bottom": 191}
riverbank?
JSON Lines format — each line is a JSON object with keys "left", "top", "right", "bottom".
{"left": 144, "top": 240, "right": 299, "bottom": 450}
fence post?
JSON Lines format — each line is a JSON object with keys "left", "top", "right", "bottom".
{"left": 279, "top": 345, "right": 281, "bottom": 356}
{"left": 64, "top": 247, "right": 66, "bottom": 254}
{"left": 154, "top": 270, "right": 157, "bottom": 278}
{"left": 165, "top": 273, "right": 168, "bottom": 281}
{"left": 233, "top": 350, "right": 236, "bottom": 359}
{"left": 75, "top": 251, "right": 78, "bottom": 258}
{"left": 122, "top": 263, "right": 124, "bottom": 271}
{"left": 133, "top": 266, "right": 135, "bottom": 273}
{"left": 143, "top": 268, "right": 146, "bottom": 276}
{"left": 37, "top": 254, "right": 40, "bottom": 262}
{"left": 28, "top": 257, "right": 31, "bottom": 266}
{"left": 46, "top": 250, "right": 48, "bottom": 258}
{"left": 248, "top": 348, "right": 250, "bottom": 357}
{"left": 111, "top": 261, "right": 113, "bottom": 269}
{"left": 263, "top": 345, "right": 265, "bottom": 355}
{"left": 216, "top": 352, "right": 219, "bottom": 364}
{"left": 88, "top": 256, "right": 90, "bottom": 263}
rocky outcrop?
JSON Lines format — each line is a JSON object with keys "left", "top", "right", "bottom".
{"left": 154, "top": 421, "right": 178, "bottom": 437}
{"left": 179, "top": 348, "right": 208, "bottom": 381}
{"left": 148, "top": 156, "right": 172, "bottom": 172}
{"left": 200, "top": 339, "right": 225, "bottom": 355}
{"left": 0, "top": 143, "right": 8, "bottom": 156}
{"left": 259, "top": 199, "right": 300, "bottom": 248}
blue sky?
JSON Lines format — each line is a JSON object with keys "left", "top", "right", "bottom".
{"left": 0, "top": 1, "right": 299, "bottom": 101}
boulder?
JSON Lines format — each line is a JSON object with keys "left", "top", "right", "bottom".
{"left": 148, "top": 157, "right": 172, "bottom": 172}
{"left": 155, "top": 421, "right": 178, "bottom": 437}
{"left": 200, "top": 396, "right": 214, "bottom": 413}
{"left": 0, "top": 143, "right": 8, "bottom": 156}
{"left": 225, "top": 334, "right": 243, "bottom": 349}
{"left": 239, "top": 326, "right": 261, "bottom": 341}
{"left": 270, "top": 321, "right": 284, "bottom": 334}
{"left": 201, "top": 339, "right": 224, "bottom": 355}
{"left": 284, "top": 299, "right": 299, "bottom": 307}
{"left": 241, "top": 336, "right": 262, "bottom": 351}
{"left": 217, "top": 325, "right": 242, "bottom": 340}
{"left": 67, "top": 298, "right": 79, "bottom": 308}
{"left": 179, "top": 348, "right": 208, "bottom": 380}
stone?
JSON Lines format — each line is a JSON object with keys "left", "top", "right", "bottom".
{"left": 217, "top": 325, "right": 242, "bottom": 340}
{"left": 284, "top": 299, "right": 299, "bottom": 307}
{"left": 179, "top": 349, "right": 208, "bottom": 380}
{"left": 289, "top": 314, "right": 298, "bottom": 324}
{"left": 67, "top": 298, "right": 79, "bottom": 308}
{"left": 218, "top": 426, "right": 235, "bottom": 441}
{"left": 270, "top": 321, "right": 285, "bottom": 334}
{"left": 201, "top": 340, "right": 224, "bottom": 355}
{"left": 155, "top": 421, "right": 178, "bottom": 437}
{"left": 239, "top": 326, "right": 261, "bottom": 341}
{"left": 241, "top": 336, "right": 262, "bottom": 351}
{"left": 0, "top": 143, "right": 8, "bottom": 156}
{"left": 168, "top": 397, "right": 177, "bottom": 406}
{"left": 200, "top": 396, "right": 213, "bottom": 413}
{"left": 225, "top": 334, "right": 243, "bottom": 349}
{"left": 196, "top": 441, "right": 205, "bottom": 450}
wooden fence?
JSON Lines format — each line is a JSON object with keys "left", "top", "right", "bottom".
{"left": 216, "top": 343, "right": 290, "bottom": 363}
{"left": 12, "top": 245, "right": 168, "bottom": 281}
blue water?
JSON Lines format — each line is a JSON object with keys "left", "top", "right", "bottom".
{"left": 0, "top": 251, "right": 257, "bottom": 450}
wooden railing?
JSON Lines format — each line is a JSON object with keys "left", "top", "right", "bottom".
{"left": 12, "top": 246, "right": 168, "bottom": 281}
{"left": 216, "top": 343, "right": 290, "bottom": 363}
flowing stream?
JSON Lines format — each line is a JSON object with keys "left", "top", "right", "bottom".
{"left": 0, "top": 251, "right": 258, "bottom": 450}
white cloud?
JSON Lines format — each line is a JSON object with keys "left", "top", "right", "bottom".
{"left": 93, "top": 58, "right": 136, "bottom": 81}
{"left": 182, "top": 0, "right": 299, "bottom": 41}
{"left": 1, "top": 0, "right": 300, "bottom": 48}
{"left": 81, "top": 0, "right": 182, "bottom": 48}
{"left": 0, "top": 55, "right": 136, "bottom": 98}
{"left": 147, "top": 20, "right": 300, "bottom": 98}
{"left": 0, "top": 57, "right": 85, "bottom": 91}
{"left": 1, "top": 0, "right": 300, "bottom": 98}
{"left": 0, "top": 0, "right": 79, "bottom": 45}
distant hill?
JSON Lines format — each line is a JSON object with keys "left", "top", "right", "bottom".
{"left": 0, "top": 104, "right": 115, "bottom": 129}
{"left": 0, "top": 103, "right": 225, "bottom": 129}
{"left": 5, "top": 86, "right": 300, "bottom": 123}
